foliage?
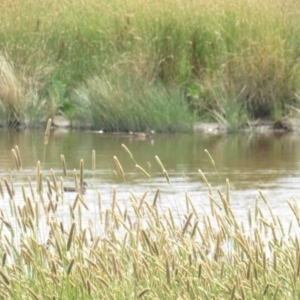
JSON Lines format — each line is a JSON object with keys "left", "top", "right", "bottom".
{"left": 0, "top": 0, "right": 300, "bottom": 127}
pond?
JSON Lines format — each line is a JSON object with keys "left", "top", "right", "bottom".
{"left": 1, "top": 129, "right": 300, "bottom": 234}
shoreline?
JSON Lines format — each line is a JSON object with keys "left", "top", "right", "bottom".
{"left": 194, "top": 118, "right": 300, "bottom": 134}
{"left": 51, "top": 115, "right": 300, "bottom": 135}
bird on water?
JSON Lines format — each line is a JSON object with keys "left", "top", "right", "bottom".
{"left": 129, "top": 129, "right": 154, "bottom": 139}
{"left": 63, "top": 181, "right": 88, "bottom": 194}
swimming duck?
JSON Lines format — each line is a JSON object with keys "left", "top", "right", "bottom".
{"left": 129, "top": 129, "right": 154, "bottom": 139}
{"left": 63, "top": 181, "right": 88, "bottom": 194}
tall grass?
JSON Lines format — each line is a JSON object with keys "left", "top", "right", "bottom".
{"left": 0, "top": 0, "right": 300, "bottom": 127}
{"left": 0, "top": 54, "right": 55, "bottom": 127}
{"left": 0, "top": 126, "right": 300, "bottom": 298}
{"left": 72, "top": 75, "right": 193, "bottom": 132}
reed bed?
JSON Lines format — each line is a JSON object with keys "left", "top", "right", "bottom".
{"left": 0, "top": 122, "right": 299, "bottom": 298}
{"left": 1, "top": 0, "right": 300, "bottom": 128}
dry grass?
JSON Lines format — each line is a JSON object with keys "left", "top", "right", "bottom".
{"left": 0, "top": 54, "right": 55, "bottom": 126}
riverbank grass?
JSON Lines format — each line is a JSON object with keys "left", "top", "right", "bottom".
{"left": 0, "top": 133, "right": 299, "bottom": 298}
{"left": 1, "top": 0, "right": 300, "bottom": 128}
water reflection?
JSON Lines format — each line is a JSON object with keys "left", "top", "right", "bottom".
{"left": 0, "top": 129, "right": 300, "bottom": 228}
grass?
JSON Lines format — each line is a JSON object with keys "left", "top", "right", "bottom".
{"left": 0, "top": 54, "right": 56, "bottom": 127}
{"left": 1, "top": 0, "right": 300, "bottom": 128}
{"left": 71, "top": 75, "right": 193, "bottom": 132}
{"left": 0, "top": 120, "right": 299, "bottom": 298}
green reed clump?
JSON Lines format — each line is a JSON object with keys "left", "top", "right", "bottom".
{"left": 71, "top": 75, "right": 193, "bottom": 132}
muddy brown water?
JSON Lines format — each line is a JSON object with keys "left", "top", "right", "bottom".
{"left": 1, "top": 129, "right": 300, "bottom": 235}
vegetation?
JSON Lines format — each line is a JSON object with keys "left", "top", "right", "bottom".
{"left": 0, "top": 0, "right": 300, "bottom": 129}
{"left": 0, "top": 120, "right": 299, "bottom": 298}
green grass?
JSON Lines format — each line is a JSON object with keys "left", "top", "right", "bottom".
{"left": 71, "top": 75, "right": 193, "bottom": 132}
{"left": 0, "top": 121, "right": 300, "bottom": 298}
{"left": 0, "top": 0, "right": 300, "bottom": 128}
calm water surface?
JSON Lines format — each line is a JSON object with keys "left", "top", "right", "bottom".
{"left": 1, "top": 129, "right": 300, "bottom": 233}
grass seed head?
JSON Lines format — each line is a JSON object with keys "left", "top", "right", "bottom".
{"left": 67, "top": 222, "right": 76, "bottom": 251}
{"left": 44, "top": 118, "right": 52, "bottom": 145}
{"left": 60, "top": 155, "right": 67, "bottom": 178}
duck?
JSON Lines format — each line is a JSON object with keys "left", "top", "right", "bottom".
{"left": 63, "top": 181, "right": 88, "bottom": 194}
{"left": 129, "top": 129, "right": 155, "bottom": 139}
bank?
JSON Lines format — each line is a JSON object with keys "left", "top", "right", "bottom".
{"left": 1, "top": 0, "right": 300, "bottom": 130}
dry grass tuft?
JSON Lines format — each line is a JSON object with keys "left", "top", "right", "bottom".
{"left": 0, "top": 54, "right": 54, "bottom": 127}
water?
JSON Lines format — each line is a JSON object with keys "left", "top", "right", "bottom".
{"left": 1, "top": 129, "right": 300, "bottom": 235}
